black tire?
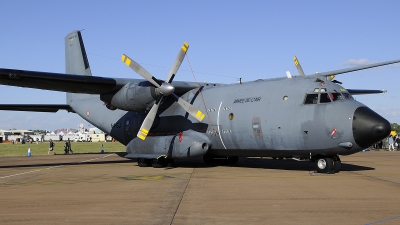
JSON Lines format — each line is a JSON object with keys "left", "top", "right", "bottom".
{"left": 315, "top": 157, "right": 333, "bottom": 173}
{"left": 138, "top": 158, "right": 151, "bottom": 167}
{"left": 203, "top": 155, "right": 215, "bottom": 164}
{"left": 227, "top": 156, "right": 239, "bottom": 164}
{"left": 152, "top": 157, "right": 167, "bottom": 168}
{"left": 333, "top": 158, "right": 342, "bottom": 173}
{"left": 166, "top": 159, "right": 174, "bottom": 167}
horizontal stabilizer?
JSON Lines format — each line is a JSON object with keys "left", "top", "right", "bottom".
{"left": 0, "top": 104, "right": 72, "bottom": 112}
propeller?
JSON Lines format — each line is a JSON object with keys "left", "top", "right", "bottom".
{"left": 293, "top": 56, "right": 305, "bottom": 76}
{"left": 121, "top": 42, "right": 205, "bottom": 140}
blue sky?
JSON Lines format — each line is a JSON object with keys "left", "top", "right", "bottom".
{"left": 1, "top": 0, "right": 400, "bottom": 131}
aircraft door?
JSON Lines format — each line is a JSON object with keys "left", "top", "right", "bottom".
{"left": 252, "top": 117, "right": 267, "bottom": 149}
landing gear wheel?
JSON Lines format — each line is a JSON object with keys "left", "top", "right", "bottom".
{"left": 227, "top": 156, "right": 239, "bottom": 164}
{"left": 166, "top": 158, "right": 174, "bottom": 167}
{"left": 151, "top": 157, "right": 168, "bottom": 168}
{"left": 315, "top": 157, "right": 333, "bottom": 173}
{"left": 203, "top": 155, "right": 215, "bottom": 164}
{"left": 138, "top": 158, "right": 151, "bottom": 167}
{"left": 333, "top": 157, "right": 341, "bottom": 173}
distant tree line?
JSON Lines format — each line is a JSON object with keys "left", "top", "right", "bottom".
{"left": 391, "top": 123, "right": 400, "bottom": 133}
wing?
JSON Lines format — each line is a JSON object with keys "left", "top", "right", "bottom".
{"left": 0, "top": 104, "right": 72, "bottom": 112}
{"left": 0, "top": 68, "right": 200, "bottom": 95}
{"left": 310, "top": 59, "right": 400, "bottom": 78}
{"left": 347, "top": 89, "right": 386, "bottom": 95}
{"left": 0, "top": 68, "right": 123, "bottom": 94}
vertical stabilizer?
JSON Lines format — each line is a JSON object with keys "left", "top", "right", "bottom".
{"left": 65, "top": 30, "right": 92, "bottom": 76}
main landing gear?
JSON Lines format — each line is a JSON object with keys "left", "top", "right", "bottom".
{"left": 137, "top": 157, "right": 174, "bottom": 168}
{"left": 314, "top": 155, "right": 341, "bottom": 174}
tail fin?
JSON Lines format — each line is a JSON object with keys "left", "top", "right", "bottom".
{"left": 65, "top": 30, "right": 92, "bottom": 76}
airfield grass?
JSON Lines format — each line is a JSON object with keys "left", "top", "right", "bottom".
{"left": 0, "top": 141, "right": 126, "bottom": 157}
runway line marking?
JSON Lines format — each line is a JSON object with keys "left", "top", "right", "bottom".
{"left": 365, "top": 215, "right": 400, "bottom": 225}
{"left": 0, "top": 154, "right": 114, "bottom": 179}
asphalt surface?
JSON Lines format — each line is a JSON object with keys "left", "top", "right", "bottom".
{"left": 1, "top": 151, "right": 400, "bottom": 225}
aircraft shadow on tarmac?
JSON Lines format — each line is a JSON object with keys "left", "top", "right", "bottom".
{"left": 0, "top": 152, "right": 132, "bottom": 169}
{"left": 0, "top": 154, "right": 374, "bottom": 172}
{"left": 168, "top": 157, "right": 375, "bottom": 172}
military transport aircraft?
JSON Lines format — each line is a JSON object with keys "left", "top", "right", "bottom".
{"left": 0, "top": 30, "right": 398, "bottom": 173}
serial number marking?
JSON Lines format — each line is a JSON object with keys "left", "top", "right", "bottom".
{"left": 221, "top": 130, "right": 232, "bottom": 134}
{"left": 207, "top": 108, "right": 217, "bottom": 112}
{"left": 222, "top": 107, "right": 232, "bottom": 111}
{"left": 233, "top": 97, "right": 261, "bottom": 104}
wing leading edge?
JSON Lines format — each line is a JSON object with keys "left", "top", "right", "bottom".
{"left": 0, "top": 68, "right": 121, "bottom": 94}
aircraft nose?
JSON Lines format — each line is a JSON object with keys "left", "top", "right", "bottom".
{"left": 352, "top": 107, "right": 391, "bottom": 148}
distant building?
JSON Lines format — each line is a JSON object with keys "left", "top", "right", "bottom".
{"left": 9, "top": 130, "right": 34, "bottom": 135}
{"left": 0, "top": 130, "right": 12, "bottom": 136}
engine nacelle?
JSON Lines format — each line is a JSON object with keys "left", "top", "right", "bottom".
{"left": 101, "top": 82, "right": 157, "bottom": 111}
{"left": 125, "top": 130, "right": 211, "bottom": 159}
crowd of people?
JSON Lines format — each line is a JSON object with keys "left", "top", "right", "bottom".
{"left": 47, "top": 138, "right": 73, "bottom": 155}
{"left": 371, "top": 135, "right": 400, "bottom": 151}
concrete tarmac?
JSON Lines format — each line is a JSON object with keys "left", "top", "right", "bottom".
{"left": 1, "top": 151, "right": 400, "bottom": 225}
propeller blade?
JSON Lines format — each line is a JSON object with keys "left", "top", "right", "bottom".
{"left": 121, "top": 54, "right": 161, "bottom": 87}
{"left": 172, "top": 93, "right": 205, "bottom": 122}
{"left": 137, "top": 97, "right": 162, "bottom": 140}
{"left": 165, "top": 42, "right": 189, "bottom": 83}
{"left": 293, "top": 56, "right": 305, "bottom": 76}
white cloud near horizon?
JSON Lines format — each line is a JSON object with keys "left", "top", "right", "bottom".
{"left": 343, "top": 59, "right": 372, "bottom": 66}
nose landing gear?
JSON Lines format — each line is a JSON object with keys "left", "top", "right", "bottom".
{"left": 314, "top": 155, "right": 341, "bottom": 174}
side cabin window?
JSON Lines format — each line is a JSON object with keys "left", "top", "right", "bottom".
{"left": 304, "top": 94, "right": 318, "bottom": 104}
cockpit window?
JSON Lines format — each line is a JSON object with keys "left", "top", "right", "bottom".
{"left": 304, "top": 94, "right": 318, "bottom": 104}
{"left": 330, "top": 92, "right": 343, "bottom": 101}
{"left": 342, "top": 92, "right": 353, "bottom": 100}
{"left": 320, "top": 93, "right": 331, "bottom": 103}
{"left": 304, "top": 89, "right": 353, "bottom": 105}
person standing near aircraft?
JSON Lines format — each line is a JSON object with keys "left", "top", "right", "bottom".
{"left": 47, "top": 139, "right": 55, "bottom": 155}
{"left": 64, "top": 140, "right": 69, "bottom": 154}
{"left": 68, "top": 139, "right": 73, "bottom": 154}
{"left": 388, "top": 135, "right": 395, "bottom": 151}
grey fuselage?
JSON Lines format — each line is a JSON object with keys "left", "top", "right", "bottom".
{"left": 67, "top": 75, "right": 373, "bottom": 159}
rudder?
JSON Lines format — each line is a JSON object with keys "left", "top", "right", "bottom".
{"left": 65, "top": 30, "right": 92, "bottom": 76}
